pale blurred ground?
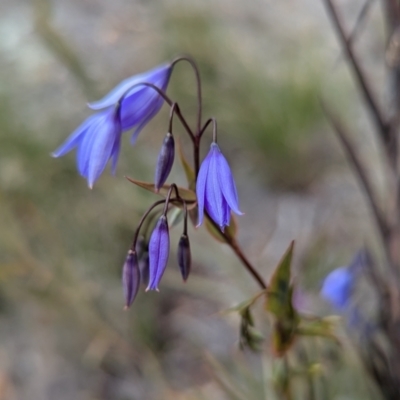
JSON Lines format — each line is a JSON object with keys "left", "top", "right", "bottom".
{"left": 0, "top": 0, "right": 388, "bottom": 399}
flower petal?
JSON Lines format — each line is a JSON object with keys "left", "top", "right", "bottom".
{"left": 196, "top": 149, "right": 212, "bottom": 227}
{"left": 52, "top": 114, "right": 98, "bottom": 158}
{"left": 205, "top": 146, "right": 225, "bottom": 228}
{"left": 86, "top": 112, "right": 121, "bottom": 188}
{"left": 88, "top": 63, "right": 171, "bottom": 110}
{"left": 214, "top": 144, "right": 243, "bottom": 216}
{"left": 321, "top": 266, "right": 354, "bottom": 310}
{"left": 147, "top": 216, "right": 170, "bottom": 291}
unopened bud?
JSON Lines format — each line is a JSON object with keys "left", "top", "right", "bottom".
{"left": 155, "top": 132, "right": 175, "bottom": 192}
{"left": 147, "top": 215, "right": 170, "bottom": 291}
{"left": 122, "top": 250, "right": 141, "bottom": 309}
{"left": 178, "top": 234, "right": 191, "bottom": 282}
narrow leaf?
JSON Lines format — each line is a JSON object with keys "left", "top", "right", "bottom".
{"left": 125, "top": 177, "right": 197, "bottom": 209}
{"left": 177, "top": 137, "right": 195, "bottom": 190}
{"left": 205, "top": 214, "right": 238, "bottom": 243}
{"left": 266, "top": 241, "right": 295, "bottom": 318}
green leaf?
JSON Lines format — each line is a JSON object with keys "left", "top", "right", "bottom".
{"left": 125, "top": 177, "right": 197, "bottom": 210}
{"left": 296, "top": 317, "right": 340, "bottom": 343}
{"left": 204, "top": 214, "right": 238, "bottom": 243}
{"left": 271, "top": 319, "right": 298, "bottom": 357}
{"left": 177, "top": 138, "right": 195, "bottom": 190}
{"left": 168, "top": 207, "right": 184, "bottom": 229}
{"left": 266, "top": 241, "right": 295, "bottom": 319}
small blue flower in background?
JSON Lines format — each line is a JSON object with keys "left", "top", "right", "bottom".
{"left": 52, "top": 107, "right": 122, "bottom": 188}
{"left": 196, "top": 142, "right": 243, "bottom": 230}
{"left": 147, "top": 215, "right": 170, "bottom": 291}
{"left": 53, "top": 63, "right": 172, "bottom": 187}
{"left": 321, "top": 250, "right": 367, "bottom": 310}
{"left": 88, "top": 63, "right": 172, "bottom": 144}
{"left": 321, "top": 266, "right": 354, "bottom": 310}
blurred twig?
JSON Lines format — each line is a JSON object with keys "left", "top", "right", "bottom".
{"left": 320, "top": 100, "right": 389, "bottom": 247}
{"left": 323, "top": 0, "right": 393, "bottom": 166}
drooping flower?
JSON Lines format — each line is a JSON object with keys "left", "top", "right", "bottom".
{"left": 155, "top": 132, "right": 175, "bottom": 191}
{"left": 321, "top": 250, "right": 366, "bottom": 310}
{"left": 122, "top": 250, "right": 141, "bottom": 308}
{"left": 88, "top": 63, "right": 173, "bottom": 144}
{"left": 52, "top": 107, "right": 122, "bottom": 188}
{"left": 147, "top": 215, "right": 170, "bottom": 291}
{"left": 53, "top": 62, "right": 173, "bottom": 187}
{"left": 321, "top": 266, "right": 354, "bottom": 310}
{"left": 196, "top": 143, "right": 243, "bottom": 230}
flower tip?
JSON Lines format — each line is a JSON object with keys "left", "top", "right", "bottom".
{"left": 123, "top": 305, "right": 129, "bottom": 311}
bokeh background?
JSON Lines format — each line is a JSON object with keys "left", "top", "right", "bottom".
{"left": 0, "top": 0, "right": 387, "bottom": 398}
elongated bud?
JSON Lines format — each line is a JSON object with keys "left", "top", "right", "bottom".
{"left": 155, "top": 132, "right": 175, "bottom": 192}
{"left": 147, "top": 216, "right": 170, "bottom": 291}
{"left": 178, "top": 234, "right": 191, "bottom": 282}
{"left": 122, "top": 250, "right": 141, "bottom": 309}
{"left": 139, "top": 251, "right": 150, "bottom": 287}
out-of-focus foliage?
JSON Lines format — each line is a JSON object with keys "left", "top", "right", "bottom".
{"left": 0, "top": 0, "right": 386, "bottom": 398}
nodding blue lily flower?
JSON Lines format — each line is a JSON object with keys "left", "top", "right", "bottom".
{"left": 196, "top": 143, "right": 243, "bottom": 230}
{"left": 321, "top": 266, "right": 354, "bottom": 310}
{"left": 88, "top": 63, "right": 173, "bottom": 145}
{"left": 321, "top": 250, "right": 366, "bottom": 310}
{"left": 53, "top": 62, "right": 173, "bottom": 187}
{"left": 147, "top": 215, "right": 170, "bottom": 291}
{"left": 52, "top": 107, "right": 122, "bottom": 188}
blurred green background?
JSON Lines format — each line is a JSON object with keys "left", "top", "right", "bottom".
{"left": 0, "top": 0, "right": 387, "bottom": 398}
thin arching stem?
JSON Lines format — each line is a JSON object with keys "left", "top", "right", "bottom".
{"left": 171, "top": 55, "right": 203, "bottom": 134}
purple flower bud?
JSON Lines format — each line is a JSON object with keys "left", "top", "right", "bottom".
{"left": 177, "top": 234, "right": 191, "bottom": 282}
{"left": 122, "top": 250, "right": 141, "bottom": 309}
{"left": 196, "top": 143, "right": 243, "bottom": 230}
{"left": 147, "top": 216, "right": 170, "bottom": 291}
{"left": 155, "top": 132, "right": 175, "bottom": 191}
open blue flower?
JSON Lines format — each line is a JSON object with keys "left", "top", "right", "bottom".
{"left": 321, "top": 266, "right": 354, "bottom": 310}
{"left": 53, "top": 62, "right": 173, "bottom": 187}
{"left": 52, "top": 107, "right": 121, "bottom": 188}
{"left": 321, "top": 251, "right": 366, "bottom": 310}
{"left": 196, "top": 143, "right": 243, "bottom": 230}
{"left": 88, "top": 63, "right": 172, "bottom": 144}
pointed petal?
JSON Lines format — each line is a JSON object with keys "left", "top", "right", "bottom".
{"left": 214, "top": 144, "right": 243, "bottom": 216}
{"left": 86, "top": 112, "right": 121, "bottom": 188}
{"left": 110, "top": 131, "right": 122, "bottom": 175}
{"left": 205, "top": 146, "right": 225, "bottom": 228}
{"left": 129, "top": 97, "right": 164, "bottom": 145}
{"left": 147, "top": 216, "right": 170, "bottom": 291}
{"left": 196, "top": 149, "right": 212, "bottom": 227}
{"left": 88, "top": 63, "right": 171, "bottom": 110}
{"left": 52, "top": 114, "right": 98, "bottom": 157}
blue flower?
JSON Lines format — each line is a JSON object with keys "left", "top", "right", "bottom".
{"left": 53, "top": 62, "right": 173, "bottom": 187}
{"left": 321, "top": 266, "right": 354, "bottom": 310}
{"left": 88, "top": 63, "right": 173, "bottom": 144}
{"left": 321, "top": 251, "right": 366, "bottom": 310}
{"left": 147, "top": 216, "right": 170, "bottom": 291}
{"left": 196, "top": 143, "right": 243, "bottom": 230}
{"left": 52, "top": 107, "right": 122, "bottom": 188}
